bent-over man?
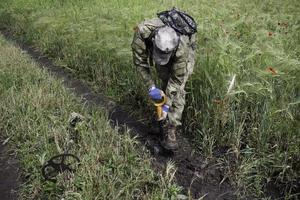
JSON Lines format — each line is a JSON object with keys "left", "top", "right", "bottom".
{"left": 131, "top": 8, "right": 197, "bottom": 150}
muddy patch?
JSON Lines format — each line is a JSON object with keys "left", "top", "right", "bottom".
{"left": 0, "top": 138, "right": 21, "bottom": 200}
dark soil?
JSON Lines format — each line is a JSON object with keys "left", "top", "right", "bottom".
{"left": 0, "top": 138, "right": 20, "bottom": 200}
{"left": 1, "top": 30, "right": 236, "bottom": 199}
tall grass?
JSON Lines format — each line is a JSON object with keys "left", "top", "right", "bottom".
{"left": 0, "top": 0, "right": 299, "bottom": 198}
{"left": 0, "top": 35, "right": 180, "bottom": 199}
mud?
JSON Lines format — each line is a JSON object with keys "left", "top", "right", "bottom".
{"left": 0, "top": 138, "right": 20, "bottom": 200}
{"left": 1, "top": 30, "right": 236, "bottom": 199}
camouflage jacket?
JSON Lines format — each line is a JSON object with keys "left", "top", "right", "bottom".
{"left": 131, "top": 18, "right": 196, "bottom": 106}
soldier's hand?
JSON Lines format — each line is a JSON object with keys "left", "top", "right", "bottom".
{"left": 149, "top": 86, "right": 163, "bottom": 101}
{"left": 158, "top": 104, "right": 169, "bottom": 121}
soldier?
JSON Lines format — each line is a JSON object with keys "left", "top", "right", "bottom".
{"left": 131, "top": 8, "right": 197, "bottom": 150}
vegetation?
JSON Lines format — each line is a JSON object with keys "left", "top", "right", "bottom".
{"left": 0, "top": 35, "right": 179, "bottom": 199}
{"left": 0, "top": 0, "right": 299, "bottom": 198}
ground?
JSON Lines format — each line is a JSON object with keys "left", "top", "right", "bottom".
{"left": 0, "top": 138, "right": 20, "bottom": 200}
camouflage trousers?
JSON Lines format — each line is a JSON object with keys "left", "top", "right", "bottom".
{"left": 155, "top": 46, "right": 195, "bottom": 127}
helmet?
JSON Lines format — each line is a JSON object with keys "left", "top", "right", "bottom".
{"left": 152, "top": 26, "right": 180, "bottom": 65}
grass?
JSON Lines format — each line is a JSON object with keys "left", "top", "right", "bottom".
{"left": 0, "top": 0, "right": 299, "bottom": 198}
{"left": 0, "top": 35, "right": 180, "bottom": 200}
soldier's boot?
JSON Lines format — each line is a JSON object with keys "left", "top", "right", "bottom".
{"left": 148, "top": 119, "right": 163, "bottom": 136}
{"left": 149, "top": 126, "right": 160, "bottom": 135}
{"left": 161, "top": 125, "right": 178, "bottom": 150}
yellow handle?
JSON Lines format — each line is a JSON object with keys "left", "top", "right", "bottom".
{"left": 153, "top": 92, "right": 167, "bottom": 120}
{"left": 157, "top": 106, "right": 163, "bottom": 119}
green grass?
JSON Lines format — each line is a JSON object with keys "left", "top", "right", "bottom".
{"left": 0, "top": 0, "right": 299, "bottom": 198}
{"left": 0, "top": 35, "right": 180, "bottom": 200}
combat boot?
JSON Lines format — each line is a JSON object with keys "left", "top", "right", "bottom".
{"left": 148, "top": 119, "right": 164, "bottom": 136}
{"left": 161, "top": 125, "right": 178, "bottom": 150}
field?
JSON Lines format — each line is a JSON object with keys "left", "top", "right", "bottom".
{"left": 0, "top": 0, "right": 299, "bottom": 198}
{"left": 0, "top": 35, "right": 179, "bottom": 199}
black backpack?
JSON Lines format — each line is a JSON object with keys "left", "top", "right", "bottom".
{"left": 157, "top": 8, "right": 197, "bottom": 37}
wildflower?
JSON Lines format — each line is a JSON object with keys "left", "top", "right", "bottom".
{"left": 266, "top": 67, "right": 277, "bottom": 75}
{"left": 268, "top": 32, "right": 273, "bottom": 37}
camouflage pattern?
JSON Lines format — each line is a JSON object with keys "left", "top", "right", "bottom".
{"left": 131, "top": 18, "right": 196, "bottom": 127}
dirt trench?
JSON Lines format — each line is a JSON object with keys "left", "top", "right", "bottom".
{"left": 0, "top": 138, "right": 20, "bottom": 200}
{"left": 1, "top": 31, "right": 236, "bottom": 200}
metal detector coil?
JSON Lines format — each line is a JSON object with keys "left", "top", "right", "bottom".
{"left": 41, "top": 153, "right": 80, "bottom": 181}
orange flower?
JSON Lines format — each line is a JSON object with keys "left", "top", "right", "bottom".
{"left": 266, "top": 67, "right": 277, "bottom": 75}
{"left": 268, "top": 32, "right": 273, "bottom": 37}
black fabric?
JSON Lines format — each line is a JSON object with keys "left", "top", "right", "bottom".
{"left": 157, "top": 8, "right": 197, "bottom": 36}
{"left": 144, "top": 28, "right": 159, "bottom": 66}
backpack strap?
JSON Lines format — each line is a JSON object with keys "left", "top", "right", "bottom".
{"left": 144, "top": 28, "right": 159, "bottom": 66}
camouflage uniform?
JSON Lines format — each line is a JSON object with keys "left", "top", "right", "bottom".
{"left": 131, "top": 18, "right": 196, "bottom": 128}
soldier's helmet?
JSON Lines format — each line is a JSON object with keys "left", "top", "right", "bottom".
{"left": 152, "top": 26, "right": 180, "bottom": 65}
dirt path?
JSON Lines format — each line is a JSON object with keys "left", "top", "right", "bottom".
{"left": 0, "top": 138, "right": 20, "bottom": 200}
{"left": 1, "top": 30, "right": 236, "bottom": 199}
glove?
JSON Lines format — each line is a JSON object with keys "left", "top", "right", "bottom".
{"left": 158, "top": 104, "right": 169, "bottom": 121}
{"left": 149, "top": 86, "right": 163, "bottom": 101}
